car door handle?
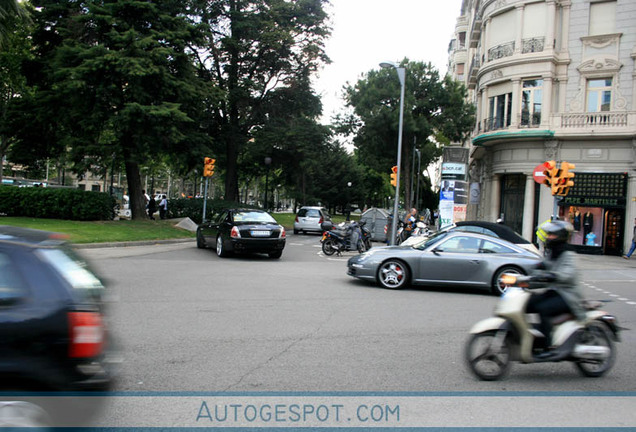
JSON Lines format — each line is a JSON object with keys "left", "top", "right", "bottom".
{"left": 469, "top": 260, "right": 481, "bottom": 264}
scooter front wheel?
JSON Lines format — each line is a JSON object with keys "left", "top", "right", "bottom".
{"left": 574, "top": 321, "right": 616, "bottom": 377}
{"left": 465, "top": 331, "right": 511, "bottom": 381}
{"left": 322, "top": 239, "right": 337, "bottom": 256}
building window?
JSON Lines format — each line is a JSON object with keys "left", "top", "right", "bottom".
{"left": 91, "top": 184, "right": 101, "bottom": 192}
{"left": 589, "top": 1, "right": 616, "bottom": 36}
{"left": 486, "top": 93, "right": 512, "bottom": 131}
{"left": 521, "top": 79, "right": 543, "bottom": 127}
{"left": 458, "top": 32, "right": 466, "bottom": 49}
{"left": 586, "top": 79, "right": 612, "bottom": 112}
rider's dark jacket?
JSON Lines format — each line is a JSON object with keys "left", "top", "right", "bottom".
{"left": 530, "top": 248, "right": 586, "bottom": 321}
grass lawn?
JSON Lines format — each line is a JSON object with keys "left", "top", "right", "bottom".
{"left": 0, "top": 217, "right": 195, "bottom": 244}
{"left": 0, "top": 212, "right": 359, "bottom": 244}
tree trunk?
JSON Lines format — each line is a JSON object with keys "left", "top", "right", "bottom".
{"left": 124, "top": 159, "right": 146, "bottom": 220}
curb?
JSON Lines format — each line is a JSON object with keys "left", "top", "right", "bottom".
{"left": 73, "top": 237, "right": 194, "bottom": 249}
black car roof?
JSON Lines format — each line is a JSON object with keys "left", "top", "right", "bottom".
{"left": 0, "top": 225, "right": 68, "bottom": 248}
{"left": 453, "top": 221, "right": 531, "bottom": 244}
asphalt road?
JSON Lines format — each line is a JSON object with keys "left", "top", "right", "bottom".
{"left": 79, "top": 236, "right": 636, "bottom": 427}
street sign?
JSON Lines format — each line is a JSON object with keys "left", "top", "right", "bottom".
{"left": 533, "top": 164, "right": 547, "bottom": 184}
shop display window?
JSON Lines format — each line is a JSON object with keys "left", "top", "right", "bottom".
{"left": 562, "top": 206, "right": 603, "bottom": 246}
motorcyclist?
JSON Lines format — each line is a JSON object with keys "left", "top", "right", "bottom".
{"left": 526, "top": 220, "right": 586, "bottom": 358}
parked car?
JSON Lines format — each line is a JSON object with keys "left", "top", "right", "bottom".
{"left": 347, "top": 230, "right": 542, "bottom": 294}
{"left": 196, "top": 209, "right": 286, "bottom": 258}
{"left": 293, "top": 206, "right": 331, "bottom": 235}
{"left": 0, "top": 225, "right": 118, "bottom": 426}
{"left": 401, "top": 220, "right": 540, "bottom": 255}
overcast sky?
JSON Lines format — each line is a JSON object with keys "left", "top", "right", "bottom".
{"left": 314, "top": 0, "right": 463, "bottom": 124}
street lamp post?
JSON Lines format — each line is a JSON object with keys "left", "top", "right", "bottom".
{"left": 380, "top": 61, "right": 406, "bottom": 246}
{"left": 264, "top": 157, "right": 272, "bottom": 211}
{"left": 415, "top": 148, "right": 421, "bottom": 211}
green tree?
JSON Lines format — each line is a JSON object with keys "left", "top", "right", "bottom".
{"left": 0, "top": 0, "right": 27, "bottom": 46}
{"left": 191, "top": 0, "right": 331, "bottom": 202}
{"left": 338, "top": 59, "right": 475, "bottom": 210}
{"left": 9, "top": 0, "right": 212, "bottom": 219}
{"left": 0, "top": 9, "right": 32, "bottom": 184}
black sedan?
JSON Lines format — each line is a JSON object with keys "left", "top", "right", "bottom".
{"left": 0, "top": 225, "right": 118, "bottom": 426}
{"left": 196, "top": 209, "right": 286, "bottom": 258}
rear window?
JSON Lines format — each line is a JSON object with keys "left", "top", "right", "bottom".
{"left": 233, "top": 211, "right": 277, "bottom": 223}
{"left": 36, "top": 248, "right": 104, "bottom": 302}
{"left": 299, "top": 209, "right": 321, "bottom": 218}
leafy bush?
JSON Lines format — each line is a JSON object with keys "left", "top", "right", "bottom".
{"left": 0, "top": 186, "right": 115, "bottom": 221}
{"left": 168, "top": 198, "right": 259, "bottom": 224}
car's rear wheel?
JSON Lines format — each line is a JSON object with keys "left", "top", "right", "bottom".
{"left": 492, "top": 266, "right": 524, "bottom": 296}
{"left": 196, "top": 230, "right": 206, "bottom": 249}
{"left": 293, "top": 229, "right": 299, "bottom": 235}
{"left": 377, "top": 259, "right": 409, "bottom": 289}
{"left": 216, "top": 235, "right": 229, "bottom": 257}
{"left": 269, "top": 250, "right": 283, "bottom": 259}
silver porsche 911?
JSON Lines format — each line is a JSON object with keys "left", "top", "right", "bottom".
{"left": 347, "top": 230, "right": 542, "bottom": 295}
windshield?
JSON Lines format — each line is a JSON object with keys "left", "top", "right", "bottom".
{"left": 413, "top": 230, "right": 449, "bottom": 250}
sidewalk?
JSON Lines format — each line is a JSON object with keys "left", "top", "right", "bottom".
{"left": 576, "top": 252, "right": 636, "bottom": 270}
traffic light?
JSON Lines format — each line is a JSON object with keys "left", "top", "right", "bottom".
{"left": 390, "top": 166, "right": 398, "bottom": 187}
{"left": 203, "top": 157, "right": 215, "bottom": 177}
{"left": 542, "top": 160, "right": 561, "bottom": 196}
{"left": 557, "top": 161, "right": 575, "bottom": 196}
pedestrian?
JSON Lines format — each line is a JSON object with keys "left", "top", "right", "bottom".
{"left": 142, "top": 189, "right": 150, "bottom": 206}
{"left": 159, "top": 194, "right": 168, "bottom": 220}
{"left": 623, "top": 217, "right": 636, "bottom": 259}
{"left": 147, "top": 196, "right": 157, "bottom": 220}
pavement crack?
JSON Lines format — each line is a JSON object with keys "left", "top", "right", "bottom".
{"left": 222, "top": 306, "right": 343, "bottom": 391}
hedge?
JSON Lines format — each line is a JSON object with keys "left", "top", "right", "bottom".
{"left": 168, "top": 198, "right": 258, "bottom": 224}
{"left": 0, "top": 186, "right": 115, "bottom": 221}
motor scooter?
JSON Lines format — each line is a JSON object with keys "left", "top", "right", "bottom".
{"left": 320, "top": 220, "right": 367, "bottom": 256}
{"left": 465, "top": 274, "right": 621, "bottom": 381}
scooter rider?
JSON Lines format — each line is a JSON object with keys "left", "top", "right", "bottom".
{"left": 526, "top": 220, "right": 586, "bottom": 359}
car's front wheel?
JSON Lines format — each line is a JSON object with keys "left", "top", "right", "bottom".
{"left": 492, "top": 266, "right": 524, "bottom": 296}
{"left": 377, "top": 259, "right": 409, "bottom": 289}
{"left": 196, "top": 229, "right": 206, "bottom": 249}
{"left": 216, "top": 235, "right": 229, "bottom": 257}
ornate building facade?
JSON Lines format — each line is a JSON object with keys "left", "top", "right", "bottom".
{"left": 448, "top": 0, "right": 636, "bottom": 255}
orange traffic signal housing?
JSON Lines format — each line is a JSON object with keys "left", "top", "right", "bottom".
{"left": 203, "top": 157, "right": 216, "bottom": 177}
{"left": 390, "top": 166, "right": 398, "bottom": 187}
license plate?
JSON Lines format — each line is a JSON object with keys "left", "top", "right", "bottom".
{"left": 251, "top": 230, "right": 270, "bottom": 237}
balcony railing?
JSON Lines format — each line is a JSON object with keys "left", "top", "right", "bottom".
{"left": 488, "top": 41, "right": 515, "bottom": 62}
{"left": 560, "top": 112, "right": 628, "bottom": 128}
{"left": 482, "top": 116, "right": 510, "bottom": 132}
{"left": 519, "top": 111, "right": 541, "bottom": 127}
{"left": 521, "top": 37, "right": 545, "bottom": 54}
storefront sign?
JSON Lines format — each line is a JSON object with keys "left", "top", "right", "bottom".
{"left": 562, "top": 197, "right": 625, "bottom": 207}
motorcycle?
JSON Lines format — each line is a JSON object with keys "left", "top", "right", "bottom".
{"left": 465, "top": 273, "right": 621, "bottom": 381}
{"left": 320, "top": 220, "right": 370, "bottom": 256}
